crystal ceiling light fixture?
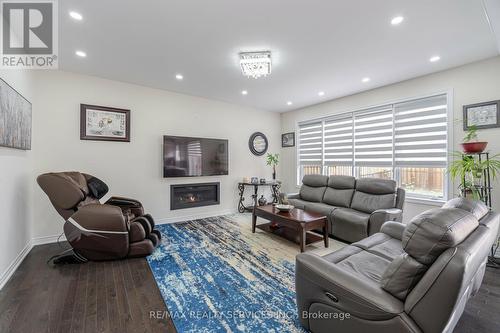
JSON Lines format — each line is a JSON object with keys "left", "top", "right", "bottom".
{"left": 239, "top": 51, "right": 272, "bottom": 79}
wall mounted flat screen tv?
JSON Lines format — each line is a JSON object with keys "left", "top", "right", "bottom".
{"left": 163, "top": 136, "right": 228, "bottom": 177}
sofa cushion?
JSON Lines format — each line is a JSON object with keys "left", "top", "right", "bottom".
{"left": 304, "top": 202, "right": 337, "bottom": 217}
{"left": 337, "top": 250, "right": 391, "bottom": 283}
{"left": 288, "top": 198, "right": 309, "bottom": 210}
{"left": 322, "top": 175, "right": 356, "bottom": 207}
{"left": 442, "top": 197, "right": 489, "bottom": 220}
{"left": 350, "top": 191, "right": 396, "bottom": 214}
{"left": 302, "top": 174, "right": 329, "bottom": 187}
{"left": 331, "top": 208, "right": 370, "bottom": 242}
{"left": 299, "top": 185, "right": 326, "bottom": 202}
{"left": 402, "top": 207, "right": 479, "bottom": 265}
{"left": 352, "top": 233, "right": 404, "bottom": 261}
{"left": 355, "top": 178, "right": 397, "bottom": 194}
{"left": 322, "top": 245, "right": 363, "bottom": 264}
{"left": 300, "top": 175, "right": 328, "bottom": 202}
{"left": 327, "top": 175, "right": 356, "bottom": 189}
{"left": 381, "top": 253, "right": 428, "bottom": 300}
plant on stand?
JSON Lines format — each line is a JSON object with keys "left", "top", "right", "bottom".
{"left": 266, "top": 153, "right": 279, "bottom": 181}
{"left": 448, "top": 152, "right": 500, "bottom": 200}
{"left": 460, "top": 125, "right": 488, "bottom": 153}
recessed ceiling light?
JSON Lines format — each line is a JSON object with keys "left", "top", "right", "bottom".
{"left": 75, "top": 50, "right": 86, "bottom": 57}
{"left": 318, "top": 91, "right": 325, "bottom": 97}
{"left": 391, "top": 16, "right": 404, "bottom": 25}
{"left": 241, "top": 90, "right": 248, "bottom": 95}
{"left": 175, "top": 74, "right": 183, "bottom": 80}
{"left": 362, "top": 77, "right": 371, "bottom": 83}
{"left": 287, "top": 101, "right": 293, "bottom": 106}
{"left": 69, "top": 11, "right": 83, "bottom": 21}
{"left": 429, "top": 56, "right": 441, "bottom": 63}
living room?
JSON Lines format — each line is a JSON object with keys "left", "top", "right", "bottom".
{"left": 1, "top": 1, "right": 499, "bottom": 332}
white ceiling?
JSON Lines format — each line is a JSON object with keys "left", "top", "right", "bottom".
{"left": 59, "top": 0, "right": 500, "bottom": 112}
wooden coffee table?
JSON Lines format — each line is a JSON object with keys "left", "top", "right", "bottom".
{"left": 252, "top": 205, "right": 329, "bottom": 252}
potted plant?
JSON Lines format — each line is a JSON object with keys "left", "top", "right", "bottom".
{"left": 448, "top": 152, "right": 500, "bottom": 200}
{"left": 461, "top": 125, "right": 488, "bottom": 153}
{"left": 266, "top": 153, "right": 279, "bottom": 180}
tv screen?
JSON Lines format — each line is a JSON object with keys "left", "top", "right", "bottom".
{"left": 163, "top": 136, "right": 228, "bottom": 177}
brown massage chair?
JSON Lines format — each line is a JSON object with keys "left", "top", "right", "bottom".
{"left": 37, "top": 171, "right": 161, "bottom": 263}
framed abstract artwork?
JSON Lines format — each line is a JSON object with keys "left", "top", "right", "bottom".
{"left": 463, "top": 100, "right": 500, "bottom": 130}
{"left": 281, "top": 132, "right": 295, "bottom": 147}
{"left": 80, "top": 104, "right": 131, "bottom": 142}
{"left": 0, "top": 77, "right": 32, "bottom": 150}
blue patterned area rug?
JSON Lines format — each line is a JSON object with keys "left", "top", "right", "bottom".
{"left": 147, "top": 214, "right": 339, "bottom": 332}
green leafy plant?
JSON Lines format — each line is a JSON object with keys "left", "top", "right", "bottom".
{"left": 266, "top": 153, "right": 279, "bottom": 179}
{"left": 448, "top": 152, "right": 500, "bottom": 200}
{"left": 463, "top": 125, "right": 479, "bottom": 143}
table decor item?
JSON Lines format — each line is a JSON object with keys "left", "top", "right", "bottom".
{"left": 275, "top": 204, "right": 294, "bottom": 212}
{"left": 266, "top": 153, "right": 279, "bottom": 180}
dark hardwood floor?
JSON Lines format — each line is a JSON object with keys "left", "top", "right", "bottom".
{"left": 0, "top": 243, "right": 498, "bottom": 332}
{"left": 0, "top": 243, "right": 175, "bottom": 333}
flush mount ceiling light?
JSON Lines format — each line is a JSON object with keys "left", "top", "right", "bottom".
{"left": 391, "top": 16, "right": 404, "bottom": 25}
{"left": 239, "top": 51, "right": 272, "bottom": 79}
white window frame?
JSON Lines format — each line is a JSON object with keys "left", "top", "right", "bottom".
{"left": 296, "top": 90, "right": 453, "bottom": 204}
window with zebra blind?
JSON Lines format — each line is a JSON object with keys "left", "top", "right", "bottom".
{"left": 297, "top": 93, "right": 449, "bottom": 201}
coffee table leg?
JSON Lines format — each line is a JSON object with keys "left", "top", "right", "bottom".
{"left": 299, "top": 224, "right": 306, "bottom": 252}
{"left": 252, "top": 212, "right": 257, "bottom": 233}
{"left": 323, "top": 219, "right": 329, "bottom": 248}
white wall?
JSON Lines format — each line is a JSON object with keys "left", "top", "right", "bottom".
{"left": 31, "top": 71, "right": 281, "bottom": 238}
{"left": 280, "top": 56, "right": 500, "bottom": 222}
{"left": 0, "top": 70, "right": 34, "bottom": 286}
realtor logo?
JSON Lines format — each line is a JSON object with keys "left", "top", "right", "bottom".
{"left": 1, "top": 0, "right": 58, "bottom": 69}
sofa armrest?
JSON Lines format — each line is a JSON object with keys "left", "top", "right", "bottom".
{"left": 296, "top": 253, "right": 404, "bottom": 325}
{"left": 380, "top": 221, "right": 406, "bottom": 240}
{"left": 368, "top": 208, "right": 403, "bottom": 236}
{"left": 286, "top": 192, "right": 300, "bottom": 200}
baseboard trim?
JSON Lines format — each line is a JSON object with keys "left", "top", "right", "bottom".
{"left": 154, "top": 210, "right": 238, "bottom": 224}
{"left": 32, "top": 234, "right": 66, "bottom": 246}
{"left": 0, "top": 211, "right": 238, "bottom": 290}
{"left": 0, "top": 239, "right": 33, "bottom": 290}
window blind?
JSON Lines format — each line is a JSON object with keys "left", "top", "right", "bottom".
{"left": 354, "top": 107, "right": 394, "bottom": 167}
{"left": 394, "top": 94, "right": 448, "bottom": 167}
{"left": 323, "top": 115, "right": 353, "bottom": 166}
{"left": 298, "top": 121, "right": 323, "bottom": 165}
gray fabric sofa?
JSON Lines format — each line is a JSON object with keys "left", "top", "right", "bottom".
{"left": 295, "top": 198, "right": 499, "bottom": 333}
{"left": 288, "top": 175, "right": 405, "bottom": 242}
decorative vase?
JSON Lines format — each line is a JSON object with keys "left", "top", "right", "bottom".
{"left": 272, "top": 166, "right": 276, "bottom": 180}
{"left": 461, "top": 142, "right": 487, "bottom": 154}
{"left": 258, "top": 195, "right": 267, "bottom": 206}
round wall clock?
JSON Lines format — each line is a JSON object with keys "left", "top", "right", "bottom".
{"left": 249, "top": 132, "right": 268, "bottom": 156}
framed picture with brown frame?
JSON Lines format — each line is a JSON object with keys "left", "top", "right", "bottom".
{"left": 80, "top": 104, "right": 131, "bottom": 142}
{"left": 463, "top": 100, "right": 500, "bottom": 130}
